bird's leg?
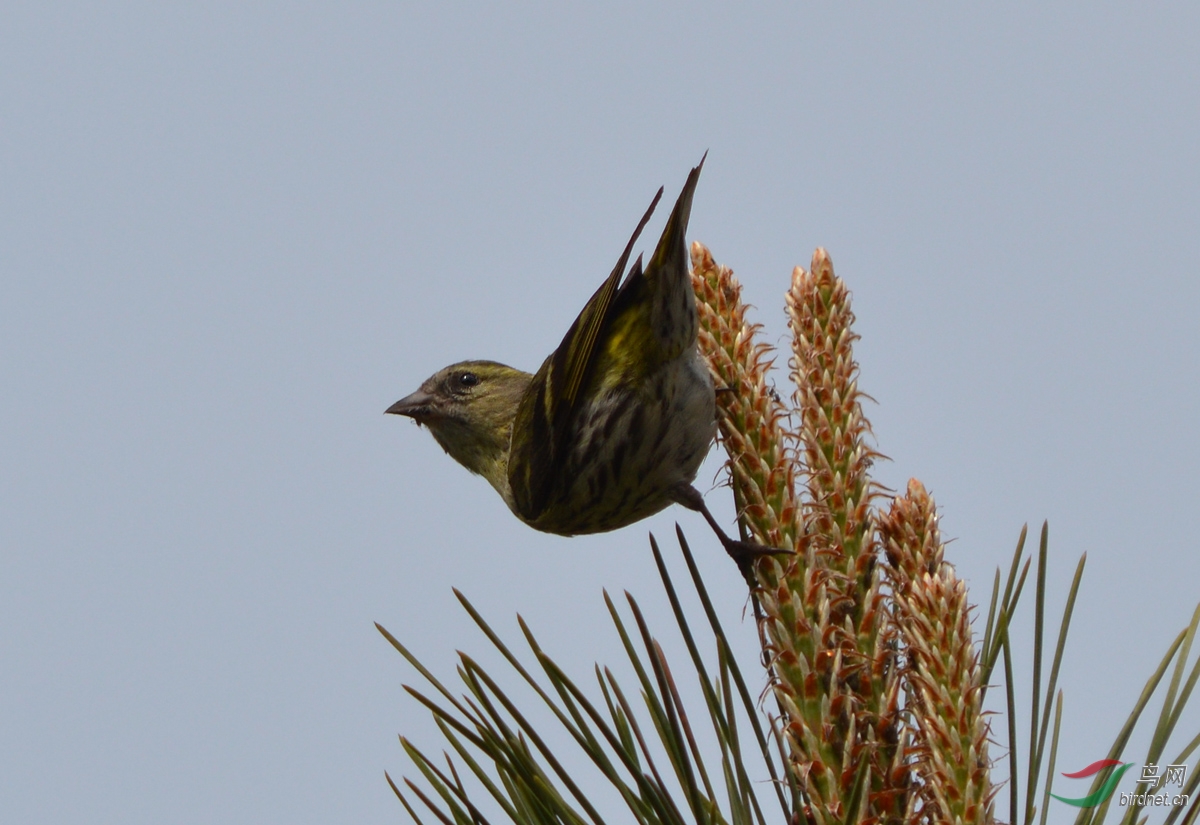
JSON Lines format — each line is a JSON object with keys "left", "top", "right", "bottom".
{"left": 671, "top": 484, "right": 791, "bottom": 641}
{"left": 671, "top": 484, "right": 791, "bottom": 577}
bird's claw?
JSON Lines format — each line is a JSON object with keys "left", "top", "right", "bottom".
{"left": 721, "top": 538, "right": 791, "bottom": 568}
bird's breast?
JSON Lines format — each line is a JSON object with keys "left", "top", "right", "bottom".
{"left": 520, "top": 348, "right": 716, "bottom": 536}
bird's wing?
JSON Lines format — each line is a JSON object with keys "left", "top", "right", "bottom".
{"left": 508, "top": 156, "right": 705, "bottom": 525}
{"left": 608, "top": 154, "right": 704, "bottom": 363}
{"left": 507, "top": 188, "right": 662, "bottom": 522}
{"left": 554, "top": 198, "right": 662, "bottom": 414}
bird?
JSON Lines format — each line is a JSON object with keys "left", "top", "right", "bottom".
{"left": 386, "top": 157, "right": 776, "bottom": 572}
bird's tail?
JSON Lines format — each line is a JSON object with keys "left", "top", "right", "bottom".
{"left": 649, "top": 152, "right": 706, "bottom": 275}
{"left": 634, "top": 154, "right": 706, "bottom": 355}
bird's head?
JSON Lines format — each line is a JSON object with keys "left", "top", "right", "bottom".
{"left": 386, "top": 360, "right": 532, "bottom": 491}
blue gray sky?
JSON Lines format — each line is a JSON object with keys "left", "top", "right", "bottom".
{"left": 3, "top": 4, "right": 1199, "bottom": 822}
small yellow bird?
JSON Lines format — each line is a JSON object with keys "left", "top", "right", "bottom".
{"left": 388, "top": 157, "right": 770, "bottom": 569}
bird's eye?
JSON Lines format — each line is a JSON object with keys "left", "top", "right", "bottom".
{"left": 451, "top": 371, "right": 479, "bottom": 392}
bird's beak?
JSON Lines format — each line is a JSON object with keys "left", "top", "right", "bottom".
{"left": 386, "top": 389, "right": 436, "bottom": 419}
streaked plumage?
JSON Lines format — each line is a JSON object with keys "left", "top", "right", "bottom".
{"left": 389, "top": 158, "right": 772, "bottom": 568}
